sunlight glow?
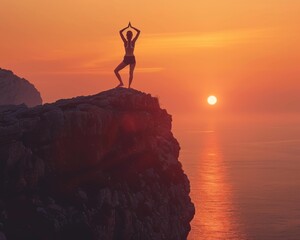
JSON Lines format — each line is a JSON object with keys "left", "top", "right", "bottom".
{"left": 207, "top": 96, "right": 217, "bottom": 105}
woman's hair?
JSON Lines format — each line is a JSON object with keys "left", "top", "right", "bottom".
{"left": 126, "top": 31, "right": 133, "bottom": 40}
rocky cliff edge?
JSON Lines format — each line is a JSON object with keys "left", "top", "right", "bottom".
{"left": 0, "top": 88, "right": 194, "bottom": 240}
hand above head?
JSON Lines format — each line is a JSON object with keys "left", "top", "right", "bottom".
{"left": 128, "top": 22, "right": 132, "bottom": 28}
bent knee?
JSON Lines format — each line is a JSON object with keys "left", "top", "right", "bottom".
{"left": 114, "top": 69, "right": 118, "bottom": 73}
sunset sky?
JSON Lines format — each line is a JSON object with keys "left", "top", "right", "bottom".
{"left": 1, "top": 0, "right": 300, "bottom": 116}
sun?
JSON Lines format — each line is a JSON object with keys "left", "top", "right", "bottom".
{"left": 207, "top": 95, "right": 217, "bottom": 105}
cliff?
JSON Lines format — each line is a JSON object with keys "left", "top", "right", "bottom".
{"left": 0, "top": 88, "right": 194, "bottom": 240}
{"left": 0, "top": 68, "right": 42, "bottom": 107}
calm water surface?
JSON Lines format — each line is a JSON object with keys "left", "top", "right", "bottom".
{"left": 174, "top": 115, "right": 300, "bottom": 240}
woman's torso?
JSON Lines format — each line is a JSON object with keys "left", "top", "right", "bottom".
{"left": 124, "top": 41, "right": 135, "bottom": 56}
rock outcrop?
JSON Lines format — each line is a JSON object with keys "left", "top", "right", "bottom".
{"left": 0, "top": 88, "right": 194, "bottom": 240}
{"left": 0, "top": 68, "right": 42, "bottom": 107}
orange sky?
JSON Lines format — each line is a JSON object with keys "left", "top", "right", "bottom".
{"left": 1, "top": 0, "right": 300, "bottom": 116}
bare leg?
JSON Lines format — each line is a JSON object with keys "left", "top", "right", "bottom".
{"left": 129, "top": 63, "right": 136, "bottom": 88}
{"left": 114, "top": 62, "right": 127, "bottom": 87}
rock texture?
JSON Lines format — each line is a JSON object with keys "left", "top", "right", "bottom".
{"left": 0, "top": 88, "right": 194, "bottom": 240}
{"left": 0, "top": 68, "right": 42, "bottom": 107}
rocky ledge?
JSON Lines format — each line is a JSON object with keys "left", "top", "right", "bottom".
{"left": 0, "top": 68, "right": 42, "bottom": 107}
{"left": 0, "top": 88, "right": 194, "bottom": 240}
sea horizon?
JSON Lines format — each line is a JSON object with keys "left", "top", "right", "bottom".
{"left": 174, "top": 113, "right": 300, "bottom": 240}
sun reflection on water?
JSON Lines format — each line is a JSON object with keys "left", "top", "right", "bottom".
{"left": 187, "top": 131, "right": 246, "bottom": 240}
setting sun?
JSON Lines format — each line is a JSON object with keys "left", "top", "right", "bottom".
{"left": 207, "top": 96, "right": 217, "bottom": 105}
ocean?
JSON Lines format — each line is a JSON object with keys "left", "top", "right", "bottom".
{"left": 173, "top": 114, "right": 300, "bottom": 240}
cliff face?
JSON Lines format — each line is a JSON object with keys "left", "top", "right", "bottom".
{"left": 0, "top": 68, "right": 42, "bottom": 107}
{"left": 0, "top": 88, "right": 194, "bottom": 240}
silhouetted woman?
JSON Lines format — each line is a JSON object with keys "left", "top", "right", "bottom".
{"left": 114, "top": 22, "right": 140, "bottom": 88}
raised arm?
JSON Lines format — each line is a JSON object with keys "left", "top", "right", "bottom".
{"left": 129, "top": 22, "right": 141, "bottom": 42}
{"left": 119, "top": 24, "right": 129, "bottom": 43}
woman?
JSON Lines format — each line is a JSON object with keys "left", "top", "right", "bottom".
{"left": 114, "top": 22, "right": 140, "bottom": 88}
